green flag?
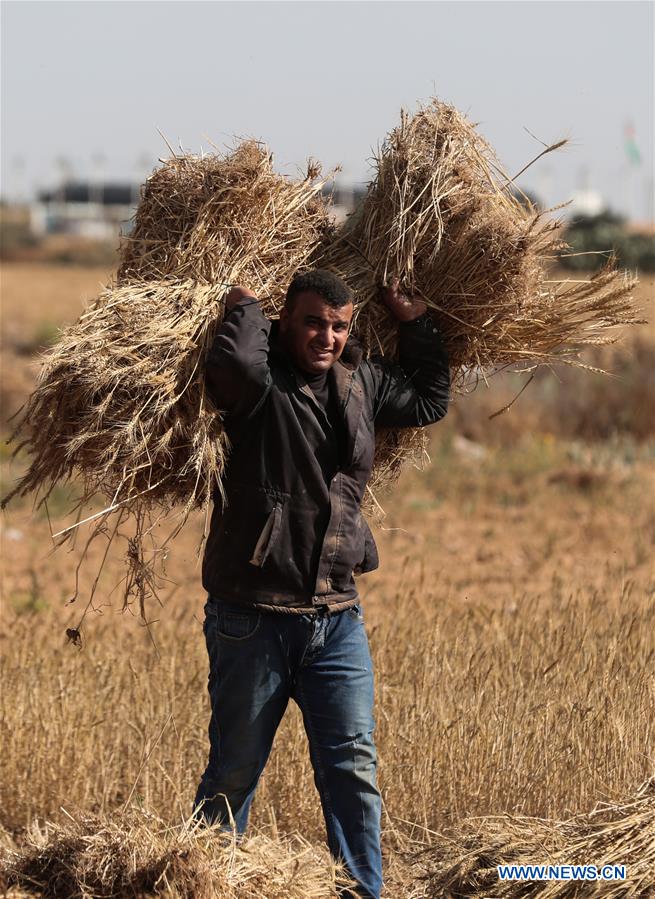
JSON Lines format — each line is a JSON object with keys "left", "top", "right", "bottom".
{"left": 624, "top": 123, "right": 642, "bottom": 166}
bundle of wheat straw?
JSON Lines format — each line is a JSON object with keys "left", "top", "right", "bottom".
{"left": 4, "top": 142, "right": 331, "bottom": 518}
{"left": 1, "top": 811, "right": 353, "bottom": 898}
{"left": 3, "top": 142, "right": 332, "bottom": 619}
{"left": 117, "top": 141, "right": 331, "bottom": 288}
{"left": 318, "top": 101, "right": 639, "bottom": 374}
{"left": 314, "top": 100, "right": 641, "bottom": 488}
{"left": 406, "top": 777, "right": 655, "bottom": 897}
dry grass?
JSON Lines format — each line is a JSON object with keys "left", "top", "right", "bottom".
{"left": 0, "top": 264, "right": 111, "bottom": 426}
{"left": 117, "top": 141, "right": 330, "bottom": 288}
{"left": 1, "top": 568, "right": 653, "bottom": 896}
{"left": 3, "top": 783, "right": 654, "bottom": 897}
{"left": 4, "top": 144, "right": 331, "bottom": 518}
{"left": 2, "top": 143, "right": 332, "bottom": 618}
{"left": 7, "top": 782, "right": 652, "bottom": 898}
{"left": 403, "top": 778, "right": 655, "bottom": 897}
{"left": 2, "top": 562, "right": 653, "bottom": 857}
{"left": 2, "top": 281, "right": 229, "bottom": 572}
{"left": 1, "top": 812, "right": 352, "bottom": 898}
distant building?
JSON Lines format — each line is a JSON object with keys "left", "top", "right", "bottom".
{"left": 30, "top": 181, "right": 140, "bottom": 239}
{"left": 30, "top": 179, "right": 368, "bottom": 236}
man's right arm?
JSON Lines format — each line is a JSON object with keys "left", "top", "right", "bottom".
{"left": 205, "top": 287, "right": 272, "bottom": 420}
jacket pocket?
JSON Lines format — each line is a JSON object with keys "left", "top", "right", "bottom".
{"left": 353, "top": 514, "right": 379, "bottom": 576}
{"left": 249, "top": 500, "right": 284, "bottom": 567}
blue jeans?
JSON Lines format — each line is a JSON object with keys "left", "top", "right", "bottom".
{"left": 193, "top": 597, "right": 383, "bottom": 899}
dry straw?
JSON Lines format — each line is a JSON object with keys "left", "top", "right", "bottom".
{"left": 0, "top": 811, "right": 353, "bottom": 898}
{"left": 6, "top": 141, "right": 331, "bottom": 515}
{"left": 3, "top": 142, "right": 332, "bottom": 619}
{"left": 3, "top": 781, "right": 653, "bottom": 896}
{"left": 404, "top": 776, "right": 655, "bottom": 897}
{"left": 2, "top": 100, "right": 642, "bottom": 621}
{"left": 314, "top": 100, "right": 642, "bottom": 486}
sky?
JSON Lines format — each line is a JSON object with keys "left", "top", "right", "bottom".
{"left": 1, "top": 0, "right": 653, "bottom": 220}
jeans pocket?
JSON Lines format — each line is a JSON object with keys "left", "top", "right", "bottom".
{"left": 217, "top": 606, "right": 261, "bottom": 640}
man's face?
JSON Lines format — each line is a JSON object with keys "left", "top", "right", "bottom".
{"left": 279, "top": 291, "right": 354, "bottom": 375}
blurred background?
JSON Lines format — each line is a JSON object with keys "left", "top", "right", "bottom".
{"left": 1, "top": 1, "right": 653, "bottom": 269}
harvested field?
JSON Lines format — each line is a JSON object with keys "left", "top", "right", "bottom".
{"left": 1, "top": 264, "right": 654, "bottom": 897}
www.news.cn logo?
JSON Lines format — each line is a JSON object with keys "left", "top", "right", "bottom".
{"left": 497, "top": 864, "right": 627, "bottom": 882}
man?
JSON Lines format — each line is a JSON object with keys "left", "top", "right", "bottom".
{"left": 194, "top": 269, "right": 449, "bottom": 898}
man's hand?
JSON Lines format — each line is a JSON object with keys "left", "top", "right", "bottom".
{"left": 224, "top": 285, "right": 257, "bottom": 311}
{"left": 381, "top": 278, "right": 427, "bottom": 322}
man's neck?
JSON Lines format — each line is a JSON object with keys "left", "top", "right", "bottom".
{"left": 303, "top": 368, "right": 329, "bottom": 386}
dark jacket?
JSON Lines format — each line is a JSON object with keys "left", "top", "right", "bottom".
{"left": 202, "top": 299, "right": 450, "bottom": 614}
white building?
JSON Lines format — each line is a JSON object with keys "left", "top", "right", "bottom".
{"left": 30, "top": 181, "right": 140, "bottom": 239}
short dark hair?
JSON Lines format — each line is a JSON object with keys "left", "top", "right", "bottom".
{"left": 285, "top": 269, "right": 354, "bottom": 310}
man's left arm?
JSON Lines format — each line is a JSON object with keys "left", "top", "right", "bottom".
{"left": 370, "top": 279, "right": 450, "bottom": 428}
